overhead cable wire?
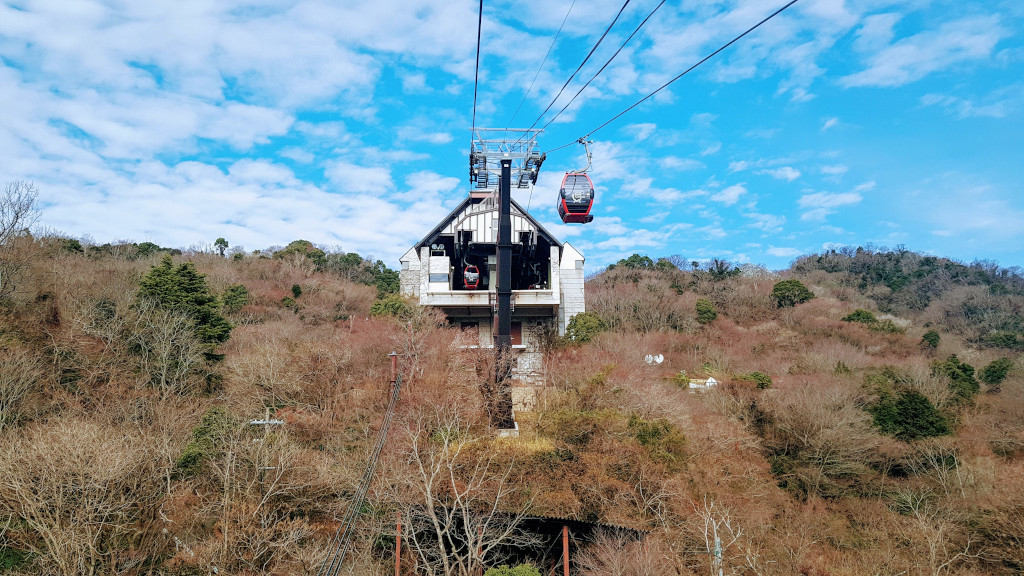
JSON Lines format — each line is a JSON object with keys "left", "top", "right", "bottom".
{"left": 522, "top": 0, "right": 633, "bottom": 134}
{"left": 507, "top": 0, "right": 577, "bottom": 128}
{"left": 318, "top": 373, "right": 403, "bottom": 576}
{"left": 539, "top": 0, "right": 667, "bottom": 131}
{"left": 546, "top": 0, "right": 803, "bottom": 154}
{"left": 470, "top": 0, "right": 484, "bottom": 141}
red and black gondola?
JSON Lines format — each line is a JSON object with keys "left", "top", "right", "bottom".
{"left": 463, "top": 265, "right": 481, "bottom": 290}
{"left": 557, "top": 172, "right": 595, "bottom": 224}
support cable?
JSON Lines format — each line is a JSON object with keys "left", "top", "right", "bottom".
{"left": 545, "top": 0, "right": 802, "bottom": 154}
{"left": 470, "top": 0, "right": 485, "bottom": 140}
{"left": 318, "top": 373, "right": 403, "bottom": 576}
{"left": 507, "top": 0, "right": 577, "bottom": 128}
{"left": 539, "top": 0, "right": 667, "bottom": 131}
{"left": 522, "top": 0, "right": 633, "bottom": 134}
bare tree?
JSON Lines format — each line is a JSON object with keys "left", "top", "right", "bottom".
{"left": 0, "top": 345, "right": 44, "bottom": 430}
{"left": 187, "top": 426, "right": 329, "bottom": 575}
{"left": 577, "top": 529, "right": 661, "bottom": 576}
{"left": 0, "top": 418, "right": 167, "bottom": 576}
{"left": 388, "top": 406, "right": 538, "bottom": 576}
{"left": 132, "top": 304, "right": 209, "bottom": 399}
{"left": 892, "top": 489, "right": 977, "bottom": 575}
{"left": 0, "top": 180, "right": 40, "bottom": 298}
{"left": 693, "top": 497, "right": 742, "bottom": 576}
{"left": 766, "top": 383, "right": 881, "bottom": 496}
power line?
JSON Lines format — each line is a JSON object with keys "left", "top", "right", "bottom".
{"left": 470, "top": 0, "right": 484, "bottom": 139}
{"left": 540, "top": 0, "right": 667, "bottom": 131}
{"left": 547, "top": 0, "right": 803, "bottom": 153}
{"left": 523, "top": 0, "right": 633, "bottom": 134}
{"left": 507, "top": 0, "right": 577, "bottom": 128}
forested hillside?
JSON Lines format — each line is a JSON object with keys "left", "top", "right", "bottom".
{"left": 1, "top": 231, "right": 1023, "bottom": 575}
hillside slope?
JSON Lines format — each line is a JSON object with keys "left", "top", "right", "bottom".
{"left": 0, "top": 240, "right": 1021, "bottom": 575}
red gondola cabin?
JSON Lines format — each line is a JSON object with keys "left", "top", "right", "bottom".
{"left": 463, "top": 265, "right": 481, "bottom": 290}
{"left": 557, "top": 172, "right": 595, "bottom": 224}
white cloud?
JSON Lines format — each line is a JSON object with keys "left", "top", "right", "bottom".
{"left": 659, "top": 156, "right": 704, "bottom": 171}
{"left": 690, "top": 113, "right": 717, "bottom": 128}
{"left": 624, "top": 123, "right": 657, "bottom": 141}
{"left": 324, "top": 161, "right": 393, "bottom": 194}
{"left": 758, "top": 166, "right": 801, "bottom": 182}
{"left": 853, "top": 13, "right": 902, "bottom": 54}
{"left": 401, "top": 72, "right": 429, "bottom": 93}
{"left": 821, "top": 117, "right": 839, "bottom": 131}
{"left": 728, "top": 161, "right": 749, "bottom": 172}
{"left": 767, "top": 246, "right": 801, "bottom": 258}
{"left": 842, "top": 16, "right": 1007, "bottom": 88}
{"left": 921, "top": 84, "right": 1024, "bottom": 119}
{"left": 396, "top": 126, "right": 453, "bottom": 145}
{"left": 711, "top": 184, "right": 747, "bottom": 206}
{"left": 746, "top": 212, "right": 786, "bottom": 234}
{"left": 701, "top": 142, "right": 722, "bottom": 156}
{"left": 820, "top": 164, "right": 848, "bottom": 176}
{"left": 798, "top": 191, "right": 863, "bottom": 221}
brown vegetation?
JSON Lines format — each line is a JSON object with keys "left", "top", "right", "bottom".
{"left": 0, "top": 237, "right": 1022, "bottom": 575}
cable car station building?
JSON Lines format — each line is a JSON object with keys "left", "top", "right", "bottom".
{"left": 399, "top": 192, "right": 585, "bottom": 355}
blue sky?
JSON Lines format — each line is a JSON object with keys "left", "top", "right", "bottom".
{"left": 1, "top": 0, "right": 1022, "bottom": 271}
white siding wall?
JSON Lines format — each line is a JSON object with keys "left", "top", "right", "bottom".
{"left": 399, "top": 247, "right": 421, "bottom": 297}
{"left": 558, "top": 242, "right": 586, "bottom": 335}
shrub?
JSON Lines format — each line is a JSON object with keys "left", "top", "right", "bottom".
{"left": 485, "top": 565, "right": 541, "bottom": 576}
{"left": 174, "top": 406, "right": 236, "bottom": 478}
{"left": 869, "top": 388, "right": 950, "bottom": 441}
{"left": 870, "top": 319, "right": 906, "bottom": 334}
{"left": 695, "top": 298, "right": 717, "bottom": 324}
{"left": 980, "top": 357, "right": 1013, "bottom": 390}
{"left": 736, "top": 371, "right": 773, "bottom": 389}
{"left": 565, "top": 312, "right": 608, "bottom": 344}
{"left": 932, "top": 355, "right": 980, "bottom": 403}
{"left": 842, "top": 309, "right": 877, "bottom": 324}
{"left": 984, "top": 331, "right": 1024, "bottom": 350}
{"left": 291, "top": 284, "right": 302, "bottom": 298}
{"left": 921, "top": 329, "right": 940, "bottom": 349}
{"left": 628, "top": 413, "right": 686, "bottom": 466}
{"left": 771, "top": 279, "right": 815, "bottom": 308}
{"left": 370, "top": 294, "right": 412, "bottom": 317}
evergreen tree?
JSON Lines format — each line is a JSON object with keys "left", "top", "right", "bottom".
{"left": 695, "top": 298, "right": 718, "bottom": 324}
{"left": 139, "top": 256, "right": 232, "bottom": 344}
{"left": 771, "top": 279, "right": 815, "bottom": 308}
{"left": 869, "top": 388, "right": 950, "bottom": 441}
{"left": 980, "top": 357, "right": 1014, "bottom": 390}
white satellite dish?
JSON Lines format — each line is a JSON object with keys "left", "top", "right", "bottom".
{"left": 645, "top": 354, "right": 654, "bottom": 364}
{"left": 654, "top": 354, "right": 664, "bottom": 364}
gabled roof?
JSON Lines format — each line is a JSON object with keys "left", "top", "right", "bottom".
{"left": 412, "top": 194, "right": 563, "bottom": 250}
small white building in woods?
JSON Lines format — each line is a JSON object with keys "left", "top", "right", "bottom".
{"left": 399, "top": 193, "right": 585, "bottom": 383}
